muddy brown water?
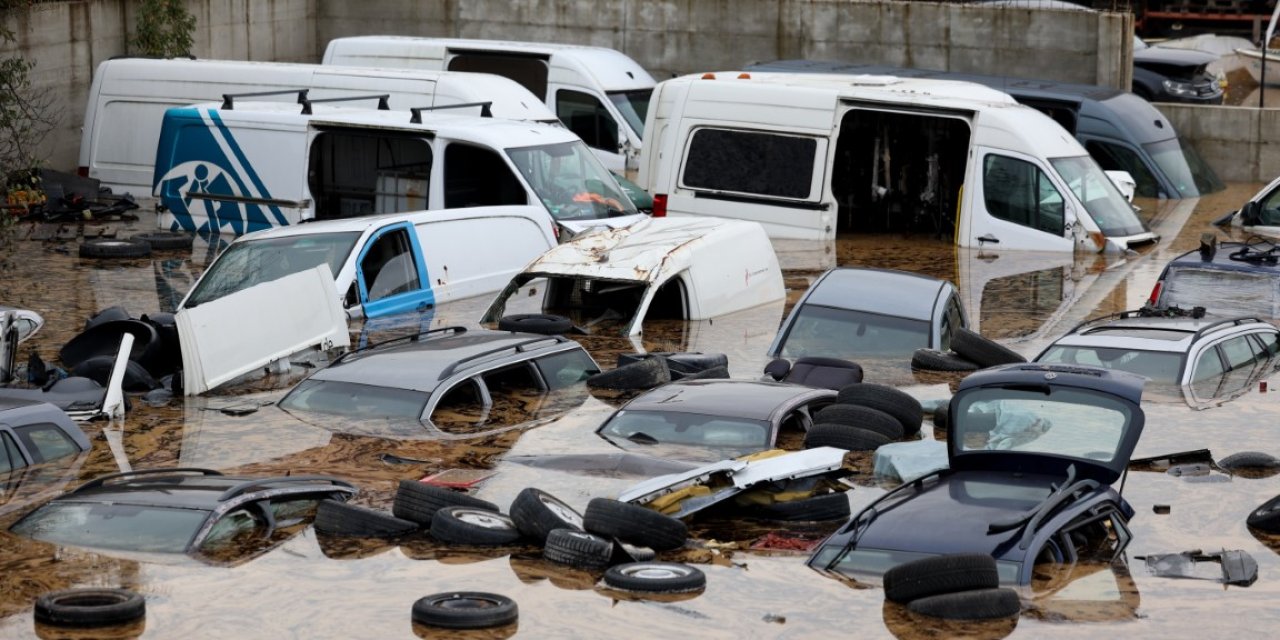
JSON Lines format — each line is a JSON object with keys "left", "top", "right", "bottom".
{"left": 3, "top": 185, "right": 1280, "bottom": 638}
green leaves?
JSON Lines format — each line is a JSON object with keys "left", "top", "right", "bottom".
{"left": 132, "top": 0, "right": 196, "bottom": 58}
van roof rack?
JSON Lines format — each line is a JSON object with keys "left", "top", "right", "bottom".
{"left": 409, "top": 102, "right": 493, "bottom": 123}
{"left": 301, "top": 94, "right": 391, "bottom": 115}
{"left": 222, "top": 89, "right": 309, "bottom": 110}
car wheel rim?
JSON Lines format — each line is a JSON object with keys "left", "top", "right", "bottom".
{"left": 454, "top": 510, "right": 512, "bottom": 529}
{"left": 540, "top": 495, "right": 583, "bottom": 527}
{"left": 622, "top": 564, "right": 691, "bottom": 580}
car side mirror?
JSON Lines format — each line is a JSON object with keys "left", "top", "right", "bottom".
{"left": 1240, "top": 201, "right": 1262, "bottom": 226}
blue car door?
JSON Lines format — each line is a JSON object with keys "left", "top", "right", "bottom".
{"left": 355, "top": 222, "right": 434, "bottom": 318}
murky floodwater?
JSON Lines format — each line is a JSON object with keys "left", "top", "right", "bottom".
{"left": 3, "top": 184, "right": 1280, "bottom": 638}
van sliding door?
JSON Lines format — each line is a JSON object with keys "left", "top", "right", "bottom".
{"left": 308, "top": 129, "right": 433, "bottom": 220}
{"left": 446, "top": 51, "right": 550, "bottom": 100}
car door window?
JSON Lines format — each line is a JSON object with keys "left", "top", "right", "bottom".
{"left": 360, "top": 228, "right": 420, "bottom": 302}
{"left": 1252, "top": 331, "right": 1280, "bottom": 357}
{"left": 13, "top": 423, "right": 78, "bottom": 464}
{"left": 983, "top": 155, "right": 1065, "bottom": 235}
{"left": 1220, "top": 335, "right": 1262, "bottom": 372}
{"left": 534, "top": 349, "right": 600, "bottom": 390}
{"left": 200, "top": 507, "right": 265, "bottom": 551}
{"left": 1192, "top": 347, "right": 1226, "bottom": 382}
{"left": 1085, "top": 140, "right": 1160, "bottom": 199}
{"left": 0, "top": 431, "right": 25, "bottom": 473}
{"left": 557, "top": 89, "right": 620, "bottom": 152}
{"left": 1260, "top": 184, "right": 1280, "bottom": 225}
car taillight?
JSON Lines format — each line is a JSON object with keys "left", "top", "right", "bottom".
{"left": 1147, "top": 281, "right": 1162, "bottom": 306}
{"left": 653, "top": 194, "right": 667, "bottom": 218}
{"left": 77, "top": 166, "right": 88, "bottom": 178}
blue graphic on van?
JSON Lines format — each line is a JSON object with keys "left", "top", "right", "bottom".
{"left": 154, "top": 107, "right": 289, "bottom": 236}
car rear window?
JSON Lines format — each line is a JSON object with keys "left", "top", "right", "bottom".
{"left": 1163, "top": 267, "right": 1280, "bottom": 318}
{"left": 599, "top": 410, "right": 771, "bottom": 452}
{"left": 1037, "top": 346, "right": 1183, "bottom": 384}
{"left": 279, "top": 379, "right": 429, "bottom": 419}
{"left": 12, "top": 502, "right": 209, "bottom": 553}
{"left": 953, "top": 387, "right": 1134, "bottom": 463}
{"left": 780, "top": 305, "right": 930, "bottom": 360}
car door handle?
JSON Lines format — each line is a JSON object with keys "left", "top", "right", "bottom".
{"left": 977, "top": 234, "right": 1000, "bottom": 244}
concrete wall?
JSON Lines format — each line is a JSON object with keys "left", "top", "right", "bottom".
{"left": 1159, "top": 103, "right": 1280, "bottom": 183}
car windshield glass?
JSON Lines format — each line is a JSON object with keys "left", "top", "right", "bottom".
{"left": 953, "top": 387, "right": 1133, "bottom": 463}
{"left": 1049, "top": 156, "right": 1148, "bottom": 236}
{"left": 1143, "top": 137, "right": 1224, "bottom": 197}
{"left": 507, "top": 141, "right": 638, "bottom": 221}
{"left": 1163, "top": 267, "right": 1280, "bottom": 318}
{"left": 607, "top": 89, "right": 652, "bottom": 138}
{"left": 1038, "top": 346, "right": 1184, "bottom": 384}
{"left": 780, "top": 305, "right": 929, "bottom": 359}
{"left": 279, "top": 379, "right": 429, "bottom": 419}
{"left": 12, "top": 502, "right": 208, "bottom": 553}
{"left": 819, "top": 547, "right": 1022, "bottom": 583}
{"left": 185, "top": 232, "right": 360, "bottom": 308}
{"left": 599, "top": 410, "right": 771, "bottom": 451}
{"left": 485, "top": 274, "right": 647, "bottom": 332}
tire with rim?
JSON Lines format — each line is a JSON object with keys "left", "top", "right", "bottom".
{"left": 882, "top": 553, "right": 1000, "bottom": 604}
{"left": 813, "top": 404, "right": 904, "bottom": 440}
{"left": 1247, "top": 495, "right": 1280, "bottom": 532}
{"left": 131, "top": 231, "right": 193, "bottom": 251}
{"left": 804, "top": 423, "right": 891, "bottom": 452}
{"left": 392, "top": 480, "right": 498, "bottom": 527}
{"left": 34, "top": 588, "right": 146, "bottom": 627}
{"left": 835, "top": 383, "right": 924, "bottom": 437}
{"left": 314, "top": 499, "right": 417, "bottom": 538}
{"left": 497, "top": 314, "right": 572, "bottom": 335}
{"left": 411, "top": 591, "right": 517, "bottom": 629}
{"left": 586, "top": 358, "right": 671, "bottom": 391}
{"left": 78, "top": 238, "right": 150, "bottom": 259}
{"left": 602, "top": 562, "right": 706, "bottom": 593}
{"left": 906, "top": 587, "right": 1021, "bottom": 620}
{"left": 911, "top": 348, "right": 979, "bottom": 372}
{"left": 543, "top": 528, "right": 614, "bottom": 569}
{"left": 751, "top": 492, "right": 850, "bottom": 522}
{"left": 510, "top": 487, "right": 583, "bottom": 544}
{"left": 430, "top": 507, "right": 522, "bottom": 545}
{"left": 950, "top": 328, "right": 1026, "bottom": 368}
{"left": 583, "top": 498, "right": 687, "bottom": 551}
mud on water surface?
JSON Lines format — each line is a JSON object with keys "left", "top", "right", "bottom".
{"left": 3, "top": 185, "right": 1280, "bottom": 638}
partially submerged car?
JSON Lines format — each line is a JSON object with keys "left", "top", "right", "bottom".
{"left": 808, "top": 363, "right": 1145, "bottom": 585}
{"left": 1132, "top": 36, "right": 1225, "bottom": 105}
{"left": 1223, "top": 175, "right": 1280, "bottom": 235}
{"left": 481, "top": 218, "right": 785, "bottom": 336}
{"left": 0, "top": 400, "right": 91, "bottom": 473}
{"left": 0, "top": 334, "right": 132, "bottom": 419}
{"left": 0, "top": 306, "right": 43, "bottom": 344}
{"left": 1147, "top": 237, "right": 1280, "bottom": 320}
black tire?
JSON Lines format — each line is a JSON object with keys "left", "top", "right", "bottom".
{"left": 1218, "top": 451, "right": 1280, "bottom": 471}
{"left": 1247, "top": 495, "right": 1280, "bottom": 532}
{"left": 313, "top": 499, "right": 417, "bottom": 538}
{"left": 835, "top": 383, "right": 924, "bottom": 437}
{"left": 71, "top": 356, "right": 159, "bottom": 392}
{"left": 543, "top": 528, "right": 614, "bottom": 569}
{"left": 751, "top": 492, "right": 850, "bottom": 522}
{"left": 911, "top": 348, "right": 979, "bottom": 372}
{"left": 932, "top": 404, "right": 948, "bottom": 431}
{"left": 615, "top": 540, "right": 657, "bottom": 563}
{"left": 813, "top": 404, "right": 904, "bottom": 440}
{"left": 679, "top": 364, "right": 729, "bottom": 381}
{"left": 882, "top": 553, "right": 1000, "bottom": 604}
{"left": 411, "top": 591, "right": 517, "bottom": 629}
{"left": 602, "top": 562, "right": 706, "bottom": 593}
{"left": 804, "top": 423, "right": 891, "bottom": 451}
{"left": 131, "top": 231, "right": 194, "bottom": 251}
{"left": 510, "top": 488, "right": 583, "bottom": 544}
{"left": 59, "top": 319, "right": 162, "bottom": 375}
{"left": 392, "top": 480, "right": 498, "bottom": 526}
{"left": 78, "top": 238, "right": 150, "bottom": 259}
{"left": 906, "top": 587, "right": 1021, "bottom": 620}
{"left": 34, "top": 588, "right": 146, "bottom": 627}
{"left": 497, "top": 313, "right": 572, "bottom": 335}
{"left": 583, "top": 498, "right": 688, "bottom": 551}
{"left": 950, "top": 328, "right": 1026, "bottom": 368}
{"left": 430, "top": 507, "right": 522, "bottom": 545}
{"left": 83, "top": 305, "right": 131, "bottom": 331}
{"left": 586, "top": 357, "right": 671, "bottom": 390}
{"left": 617, "top": 352, "right": 729, "bottom": 378}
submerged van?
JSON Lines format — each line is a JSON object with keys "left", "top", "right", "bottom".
{"left": 322, "top": 36, "right": 655, "bottom": 173}
{"left": 80, "top": 57, "right": 560, "bottom": 195}
{"left": 638, "top": 72, "right": 1158, "bottom": 253}
{"left": 747, "top": 60, "right": 1224, "bottom": 200}
{"left": 152, "top": 100, "right": 641, "bottom": 236}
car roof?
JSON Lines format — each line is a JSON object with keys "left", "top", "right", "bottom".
{"left": 1165, "top": 241, "right": 1280, "bottom": 273}
{"left": 0, "top": 397, "right": 46, "bottom": 413}
{"left": 616, "top": 379, "right": 832, "bottom": 421}
{"left": 53, "top": 471, "right": 353, "bottom": 509}
{"left": 1051, "top": 314, "right": 1272, "bottom": 353}
{"left": 802, "top": 268, "right": 949, "bottom": 321}
{"left": 958, "top": 362, "right": 1146, "bottom": 405}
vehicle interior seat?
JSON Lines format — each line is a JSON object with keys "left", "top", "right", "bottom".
{"left": 765, "top": 356, "right": 864, "bottom": 390}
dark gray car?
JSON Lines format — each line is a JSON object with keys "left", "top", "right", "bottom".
{"left": 0, "top": 399, "right": 91, "bottom": 473}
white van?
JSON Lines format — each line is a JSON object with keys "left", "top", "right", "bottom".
{"left": 80, "top": 57, "right": 559, "bottom": 195}
{"left": 153, "top": 100, "right": 642, "bottom": 236}
{"left": 638, "top": 72, "right": 1159, "bottom": 253}
{"left": 322, "top": 36, "right": 655, "bottom": 173}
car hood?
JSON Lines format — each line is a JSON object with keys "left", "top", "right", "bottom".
{"left": 1133, "top": 47, "right": 1215, "bottom": 71}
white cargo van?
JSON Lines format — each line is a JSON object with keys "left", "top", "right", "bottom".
{"left": 152, "top": 100, "right": 641, "bottom": 236}
{"left": 638, "top": 72, "right": 1159, "bottom": 253}
{"left": 80, "top": 57, "right": 559, "bottom": 195}
{"left": 322, "top": 36, "right": 655, "bottom": 173}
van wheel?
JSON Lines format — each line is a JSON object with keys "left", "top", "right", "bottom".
{"left": 907, "top": 588, "right": 1021, "bottom": 620}
{"left": 498, "top": 313, "right": 572, "bottom": 335}
{"left": 411, "top": 591, "right": 517, "bottom": 629}
{"left": 34, "top": 588, "right": 146, "bottom": 627}
{"left": 430, "top": 507, "right": 522, "bottom": 545}
{"left": 950, "top": 328, "right": 1025, "bottom": 368}
{"left": 911, "top": 348, "right": 979, "bottom": 372}
{"left": 812, "top": 404, "right": 903, "bottom": 440}
{"left": 603, "top": 562, "right": 706, "bottom": 593}
{"left": 79, "top": 238, "right": 150, "bottom": 259}
{"left": 131, "top": 231, "right": 194, "bottom": 251}
{"left": 836, "top": 383, "right": 924, "bottom": 436}
{"left": 804, "top": 423, "right": 891, "bottom": 451}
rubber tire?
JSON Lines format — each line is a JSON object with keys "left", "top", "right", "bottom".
{"left": 1218, "top": 451, "right": 1280, "bottom": 471}
{"left": 543, "top": 528, "right": 614, "bottom": 569}
{"left": 510, "top": 487, "right": 583, "bottom": 544}
{"left": 932, "top": 405, "right": 948, "bottom": 431}
{"left": 497, "top": 313, "right": 572, "bottom": 335}
{"left": 78, "top": 238, "right": 150, "bottom": 259}
{"left": 679, "top": 364, "right": 729, "bottom": 381}
{"left": 131, "top": 231, "right": 193, "bottom": 251}
{"left": 906, "top": 587, "right": 1021, "bottom": 620}
{"left": 603, "top": 562, "right": 706, "bottom": 593}
{"left": 911, "top": 348, "right": 979, "bottom": 372}
{"left": 34, "top": 588, "right": 145, "bottom": 627}
{"left": 313, "top": 499, "right": 417, "bottom": 538}
{"left": 83, "top": 305, "right": 131, "bottom": 331}
{"left": 751, "top": 492, "right": 851, "bottom": 521}
{"left": 392, "top": 480, "right": 498, "bottom": 526}
{"left": 882, "top": 553, "right": 1000, "bottom": 604}
{"left": 950, "top": 328, "right": 1026, "bottom": 368}
{"left": 1247, "top": 494, "right": 1280, "bottom": 532}
{"left": 835, "top": 383, "right": 924, "bottom": 437}
{"left": 412, "top": 591, "right": 517, "bottom": 629}
{"left": 59, "top": 319, "right": 162, "bottom": 375}
{"left": 430, "top": 507, "right": 522, "bottom": 545}
{"left": 71, "top": 356, "right": 159, "bottom": 392}
{"left": 804, "top": 423, "right": 891, "bottom": 451}
{"left": 583, "top": 498, "right": 688, "bottom": 551}
{"left": 812, "top": 404, "right": 904, "bottom": 440}
{"left": 586, "top": 357, "right": 671, "bottom": 390}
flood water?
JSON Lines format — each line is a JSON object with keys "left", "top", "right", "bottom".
{"left": 3, "top": 183, "right": 1280, "bottom": 638}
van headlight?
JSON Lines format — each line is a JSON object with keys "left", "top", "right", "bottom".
{"left": 1161, "top": 79, "right": 1198, "bottom": 97}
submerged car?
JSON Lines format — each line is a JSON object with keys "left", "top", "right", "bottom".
{"left": 1147, "top": 238, "right": 1280, "bottom": 320}
{"left": 808, "top": 363, "right": 1145, "bottom": 585}
{"left": 0, "top": 399, "right": 91, "bottom": 473}
{"left": 1132, "top": 36, "right": 1225, "bottom": 105}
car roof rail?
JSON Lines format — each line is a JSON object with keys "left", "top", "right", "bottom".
{"left": 409, "top": 101, "right": 493, "bottom": 123}
{"left": 437, "top": 335, "right": 568, "bottom": 381}
{"left": 301, "top": 94, "right": 391, "bottom": 115}
{"left": 1071, "top": 304, "right": 1208, "bottom": 335}
{"left": 70, "top": 468, "right": 224, "bottom": 494}
{"left": 333, "top": 326, "right": 469, "bottom": 364}
{"left": 1192, "top": 316, "right": 1269, "bottom": 340}
{"left": 221, "top": 89, "right": 309, "bottom": 110}
{"left": 217, "top": 475, "right": 357, "bottom": 501}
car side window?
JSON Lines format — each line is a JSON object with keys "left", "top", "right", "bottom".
{"left": 13, "top": 423, "right": 78, "bottom": 464}
{"left": 534, "top": 349, "right": 600, "bottom": 390}
{"left": 1220, "top": 335, "right": 1262, "bottom": 371}
{"left": 200, "top": 507, "right": 265, "bottom": 551}
{"left": 0, "top": 431, "right": 25, "bottom": 473}
{"left": 983, "top": 155, "right": 1065, "bottom": 235}
{"left": 481, "top": 363, "right": 543, "bottom": 393}
{"left": 1251, "top": 331, "right": 1280, "bottom": 357}
{"left": 1192, "top": 346, "right": 1226, "bottom": 382}
{"left": 1260, "top": 184, "right": 1280, "bottom": 225}
{"left": 557, "top": 89, "right": 619, "bottom": 152}
{"left": 360, "top": 228, "right": 420, "bottom": 302}
{"left": 1084, "top": 140, "right": 1160, "bottom": 199}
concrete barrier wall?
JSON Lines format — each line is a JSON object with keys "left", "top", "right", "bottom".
{"left": 1158, "top": 103, "right": 1280, "bottom": 183}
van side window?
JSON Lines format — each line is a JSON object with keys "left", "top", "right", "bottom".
{"left": 444, "top": 144, "right": 528, "bottom": 208}
{"left": 1084, "top": 141, "right": 1159, "bottom": 199}
{"left": 309, "top": 131, "right": 432, "bottom": 219}
{"left": 682, "top": 129, "right": 816, "bottom": 199}
{"left": 447, "top": 53, "right": 549, "bottom": 101}
{"left": 982, "top": 155, "right": 1064, "bottom": 235}
{"left": 360, "top": 229, "right": 420, "bottom": 302}
{"left": 557, "top": 90, "right": 619, "bottom": 152}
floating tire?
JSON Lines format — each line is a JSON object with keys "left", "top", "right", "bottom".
{"left": 1218, "top": 451, "right": 1280, "bottom": 472}
{"left": 314, "top": 499, "right": 417, "bottom": 538}
{"left": 812, "top": 404, "right": 904, "bottom": 441}
{"left": 34, "top": 588, "right": 146, "bottom": 627}
{"left": 131, "top": 231, "right": 193, "bottom": 251}
{"left": 586, "top": 357, "right": 671, "bottom": 391}
{"left": 430, "top": 507, "right": 522, "bottom": 546}
{"left": 679, "top": 364, "right": 730, "bottom": 381}
{"left": 78, "top": 238, "right": 150, "bottom": 259}
{"left": 83, "top": 306, "right": 131, "bottom": 331}
{"left": 59, "top": 319, "right": 162, "bottom": 374}
{"left": 932, "top": 405, "right": 949, "bottom": 431}
{"left": 906, "top": 587, "right": 1021, "bottom": 620}
{"left": 950, "top": 328, "right": 1026, "bottom": 368}
{"left": 804, "top": 423, "right": 891, "bottom": 452}
{"left": 509, "top": 488, "right": 583, "bottom": 544}
{"left": 71, "top": 356, "right": 159, "bottom": 392}
{"left": 392, "top": 480, "right": 498, "bottom": 527}
{"left": 411, "top": 591, "right": 517, "bottom": 629}
{"left": 602, "top": 562, "right": 706, "bottom": 593}
{"left": 911, "top": 348, "right": 980, "bottom": 372}
{"left": 1247, "top": 495, "right": 1280, "bottom": 533}
{"left": 882, "top": 553, "right": 1000, "bottom": 604}
{"left": 583, "top": 498, "right": 687, "bottom": 551}
{"left": 543, "top": 528, "right": 614, "bottom": 569}
{"left": 497, "top": 313, "right": 572, "bottom": 335}
{"left": 835, "top": 383, "right": 924, "bottom": 437}
{"left": 751, "top": 492, "right": 851, "bottom": 522}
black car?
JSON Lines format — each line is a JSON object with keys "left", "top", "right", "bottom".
{"left": 1147, "top": 237, "right": 1280, "bottom": 320}
{"left": 807, "top": 363, "right": 1144, "bottom": 585}
{"left": 1133, "top": 37, "right": 1224, "bottom": 104}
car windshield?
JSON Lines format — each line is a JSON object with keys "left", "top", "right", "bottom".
{"left": 607, "top": 89, "right": 652, "bottom": 139}
{"left": 1037, "top": 346, "right": 1184, "bottom": 384}
{"left": 815, "top": 547, "right": 1023, "bottom": 583}
{"left": 1163, "top": 267, "right": 1280, "bottom": 318}
{"left": 279, "top": 379, "right": 429, "bottom": 419}
{"left": 953, "top": 386, "right": 1134, "bottom": 463}
{"left": 1049, "top": 156, "right": 1148, "bottom": 237}
{"left": 780, "top": 305, "right": 930, "bottom": 360}
{"left": 507, "top": 141, "right": 639, "bottom": 221}
{"left": 599, "top": 410, "right": 771, "bottom": 452}
{"left": 484, "top": 274, "right": 649, "bottom": 332}
{"left": 12, "top": 502, "right": 209, "bottom": 553}
{"left": 1142, "top": 137, "right": 1224, "bottom": 197}
{"left": 184, "top": 232, "right": 360, "bottom": 308}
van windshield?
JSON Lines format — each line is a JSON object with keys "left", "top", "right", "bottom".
{"left": 607, "top": 89, "right": 652, "bottom": 139}
{"left": 507, "top": 141, "right": 639, "bottom": 221}
{"left": 184, "top": 232, "right": 360, "bottom": 308}
{"left": 1049, "top": 156, "right": 1149, "bottom": 237}
{"left": 1143, "top": 137, "right": 1224, "bottom": 197}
